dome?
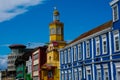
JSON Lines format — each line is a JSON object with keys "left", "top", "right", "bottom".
{"left": 53, "top": 10, "right": 60, "bottom": 16}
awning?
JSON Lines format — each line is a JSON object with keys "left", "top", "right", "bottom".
{"left": 42, "top": 63, "right": 57, "bottom": 70}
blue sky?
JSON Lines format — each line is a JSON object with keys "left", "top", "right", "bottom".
{"left": 0, "top": 0, "right": 112, "bottom": 68}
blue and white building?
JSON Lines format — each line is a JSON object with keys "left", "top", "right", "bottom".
{"left": 60, "top": 0, "right": 120, "bottom": 80}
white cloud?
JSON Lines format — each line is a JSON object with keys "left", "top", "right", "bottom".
{"left": 0, "top": 0, "right": 45, "bottom": 22}
{"left": 0, "top": 55, "right": 7, "bottom": 70}
{"left": 26, "top": 42, "right": 46, "bottom": 48}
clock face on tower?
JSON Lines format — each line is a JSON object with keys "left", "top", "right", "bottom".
{"left": 57, "top": 27, "right": 61, "bottom": 34}
{"left": 51, "top": 28, "right": 55, "bottom": 34}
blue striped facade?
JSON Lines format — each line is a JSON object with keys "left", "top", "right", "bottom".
{"left": 60, "top": 0, "right": 120, "bottom": 80}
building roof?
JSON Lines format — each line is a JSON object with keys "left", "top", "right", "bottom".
{"left": 68, "top": 20, "right": 112, "bottom": 45}
{"left": 32, "top": 46, "right": 47, "bottom": 52}
{"left": 9, "top": 44, "right": 26, "bottom": 49}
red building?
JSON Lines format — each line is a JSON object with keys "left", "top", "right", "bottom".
{"left": 32, "top": 46, "right": 47, "bottom": 80}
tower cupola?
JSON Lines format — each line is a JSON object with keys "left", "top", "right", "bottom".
{"left": 53, "top": 7, "right": 60, "bottom": 21}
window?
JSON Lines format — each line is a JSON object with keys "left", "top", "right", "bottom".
{"left": 48, "top": 70, "right": 53, "bottom": 78}
{"left": 95, "top": 37, "right": 100, "bottom": 55}
{"left": 74, "top": 69, "right": 78, "bottom": 80}
{"left": 86, "top": 40, "right": 90, "bottom": 58}
{"left": 104, "top": 70, "right": 109, "bottom": 80}
{"left": 33, "top": 64, "right": 38, "bottom": 71}
{"left": 117, "top": 71, "right": 120, "bottom": 80}
{"left": 113, "top": 30, "right": 120, "bottom": 52}
{"left": 61, "top": 72, "right": 64, "bottom": 80}
{"left": 102, "top": 34, "right": 107, "bottom": 54}
{"left": 78, "top": 70, "right": 82, "bottom": 80}
{"left": 33, "top": 53, "right": 39, "bottom": 60}
{"left": 65, "top": 71, "right": 68, "bottom": 80}
{"left": 97, "top": 69, "right": 101, "bottom": 80}
{"left": 87, "top": 70, "right": 92, "bottom": 80}
{"left": 12, "top": 49, "right": 19, "bottom": 53}
{"left": 74, "top": 46, "right": 77, "bottom": 61}
{"left": 78, "top": 44, "right": 82, "bottom": 60}
{"left": 68, "top": 71, "right": 72, "bottom": 80}
{"left": 61, "top": 51, "right": 64, "bottom": 64}
{"left": 68, "top": 48, "right": 71, "bottom": 63}
{"left": 112, "top": 4, "right": 119, "bottom": 22}
{"left": 33, "top": 76, "right": 38, "bottom": 80}
{"left": 64, "top": 50, "right": 67, "bottom": 64}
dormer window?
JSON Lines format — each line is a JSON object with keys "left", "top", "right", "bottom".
{"left": 112, "top": 4, "right": 119, "bottom": 22}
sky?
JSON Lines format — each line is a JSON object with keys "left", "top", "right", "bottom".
{"left": 0, "top": 0, "right": 112, "bottom": 69}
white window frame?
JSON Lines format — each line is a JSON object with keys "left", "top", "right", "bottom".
{"left": 65, "top": 71, "right": 68, "bottom": 80}
{"left": 68, "top": 48, "right": 71, "bottom": 63}
{"left": 68, "top": 70, "right": 72, "bottom": 80}
{"left": 61, "top": 51, "right": 64, "bottom": 64}
{"left": 97, "top": 69, "right": 101, "bottom": 80}
{"left": 74, "top": 69, "right": 78, "bottom": 80}
{"left": 86, "top": 66, "right": 92, "bottom": 80}
{"left": 78, "top": 68, "right": 82, "bottom": 80}
{"left": 113, "top": 30, "right": 120, "bottom": 52}
{"left": 61, "top": 71, "right": 64, "bottom": 80}
{"left": 112, "top": 4, "right": 119, "bottom": 22}
{"left": 95, "top": 37, "right": 100, "bottom": 56}
{"left": 78, "top": 44, "right": 82, "bottom": 60}
{"left": 103, "top": 64, "right": 109, "bottom": 80}
{"left": 64, "top": 50, "right": 67, "bottom": 64}
{"left": 115, "top": 63, "right": 120, "bottom": 80}
{"left": 74, "top": 46, "right": 77, "bottom": 61}
{"left": 86, "top": 40, "right": 90, "bottom": 58}
{"left": 116, "top": 68, "right": 120, "bottom": 80}
{"left": 86, "top": 69, "right": 92, "bottom": 80}
{"left": 104, "top": 69, "right": 109, "bottom": 80}
{"left": 102, "top": 34, "right": 107, "bottom": 54}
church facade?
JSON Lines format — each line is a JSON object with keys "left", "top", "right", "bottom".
{"left": 59, "top": 0, "right": 120, "bottom": 80}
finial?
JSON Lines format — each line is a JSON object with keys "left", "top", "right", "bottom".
{"left": 54, "top": 6, "right": 57, "bottom": 10}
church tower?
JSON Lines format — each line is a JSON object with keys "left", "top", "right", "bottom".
{"left": 49, "top": 7, "right": 64, "bottom": 42}
{"left": 41, "top": 7, "right": 66, "bottom": 80}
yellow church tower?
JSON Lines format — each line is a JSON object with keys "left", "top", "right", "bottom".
{"left": 41, "top": 7, "right": 66, "bottom": 80}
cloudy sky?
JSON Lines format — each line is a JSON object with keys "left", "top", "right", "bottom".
{"left": 0, "top": 0, "right": 112, "bottom": 69}
{"left": 0, "top": 0, "right": 46, "bottom": 22}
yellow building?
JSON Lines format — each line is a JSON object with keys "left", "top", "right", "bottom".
{"left": 41, "top": 7, "right": 66, "bottom": 80}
